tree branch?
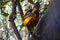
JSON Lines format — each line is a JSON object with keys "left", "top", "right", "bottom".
{"left": 9, "top": 0, "right": 22, "bottom": 40}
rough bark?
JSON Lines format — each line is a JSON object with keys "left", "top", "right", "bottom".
{"left": 36, "top": 0, "right": 60, "bottom": 40}
{"left": 9, "top": 0, "right": 22, "bottom": 40}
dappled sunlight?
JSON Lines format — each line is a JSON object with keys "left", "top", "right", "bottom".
{"left": 0, "top": 0, "right": 51, "bottom": 40}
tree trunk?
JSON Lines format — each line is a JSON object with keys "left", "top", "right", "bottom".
{"left": 35, "top": 0, "right": 60, "bottom": 40}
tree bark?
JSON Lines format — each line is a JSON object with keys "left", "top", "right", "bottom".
{"left": 35, "top": 0, "right": 60, "bottom": 40}
{"left": 9, "top": 0, "right": 22, "bottom": 40}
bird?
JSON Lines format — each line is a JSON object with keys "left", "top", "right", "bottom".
{"left": 23, "top": 2, "right": 40, "bottom": 34}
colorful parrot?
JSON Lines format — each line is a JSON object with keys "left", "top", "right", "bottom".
{"left": 23, "top": 2, "right": 40, "bottom": 34}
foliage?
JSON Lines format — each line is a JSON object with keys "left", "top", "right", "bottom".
{"left": 20, "top": 0, "right": 34, "bottom": 4}
{"left": 2, "top": 12, "right": 9, "bottom": 17}
{"left": 28, "top": 0, "right": 34, "bottom": 4}
{"left": 20, "top": 0, "right": 24, "bottom": 2}
{"left": 19, "top": 23, "right": 24, "bottom": 31}
{"left": 0, "top": 14, "right": 4, "bottom": 27}
{"left": 0, "top": 0, "right": 10, "bottom": 9}
{"left": 0, "top": 0, "right": 48, "bottom": 30}
{"left": 0, "top": 0, "right": 49, "bottom": 40}
{"left": 5, "top": 1, "right": 12, "bottom": 14}
{"left": 9, "top": 22, "right": 13, "bottom": 28}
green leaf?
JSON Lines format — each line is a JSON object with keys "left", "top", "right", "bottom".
{"left": 20, "top": 0, "right": 24, "bottom": 2}
{"left": 2, "top": 2, "right": 8, "bottom": 5}
{"left": 44, "top": 4, "right": 48, "bottom": 10}
{"left": 0, "top": 1, "right": 10, "bottom": 8}
{"left": 2, "top": 12, "right": 9, "bottom": 17}
{"left": 28, "top": 0, "right": 34, "bottom": 4}
{"left": 9, "top": 22, "right": 13, "bottom": 28}
{"left": 40, "top": 0, "right": 42, "bottom": 3}
{"left": 20, "top": 23, "right": 24, "bottom": 31}
{"left": 20, "top": 0, "right": 24, "bottom": 5}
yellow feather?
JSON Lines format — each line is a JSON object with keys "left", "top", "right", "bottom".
{"left": 24, "top": 16, "right": 33, "bottom": 26}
